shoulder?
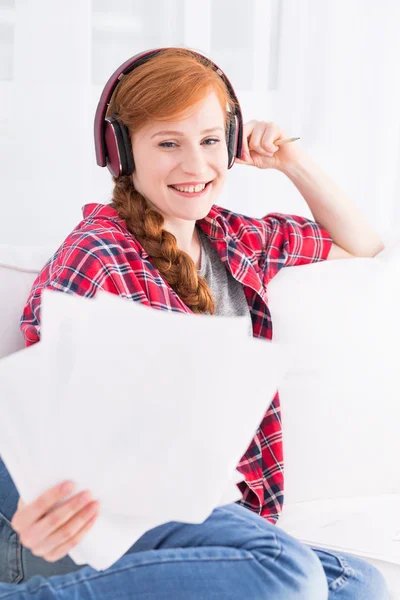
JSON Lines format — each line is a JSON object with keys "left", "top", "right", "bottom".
{"left": 52, "top": 203, "right": 147, "bottom": 275}
{"left": 210, "top": 204, "right": 323, "bottom": 235}
{"left": 202, "top": 205, "right": 332, "bottom": 269}
{"left": 202, "top": 204, "right": 287, "bottom": 257}
{"left": 209, "top": 204, "right": 332, "bottom": 243}
{"left": 20, "top": 205, "right": 150, "bottom": 346}
{"left": 208, "top": 204, "right": 265, "bottom": 232}
{"left": 29, "top": 204, "right": 150, "bottom": 301}
{"left": 206, "top": 204, "right": 302, "bottom": 241}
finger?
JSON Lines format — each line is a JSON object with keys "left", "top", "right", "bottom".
{"left": 11, "top": 481, "right": 75, "bottom": 533}
{"left": 235, "top": 155, "right": 252, "bottom": 165}
{"left": 240, "top": 120, "right": 256, "bottom": 159}
{"left": 21, "top": 490, "right": 94, "bottom": 548}
{"left": 249, "top": 122, "right": 274, "bottom": 156}
{"left": 42, "top": 512, "right": 99, "bottom": 563}
{"left": 17, "top": 497, "right": 26, "bottom": 511}
{"left": 260, "top": 128, "right": 280, "bottom": 155}
{"left": 30, "top": 500, "right": 100, "bottom": 558}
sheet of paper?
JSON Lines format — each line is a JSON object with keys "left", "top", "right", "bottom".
{"left": 70, "top": 475, "right": 245, "bottom": 568}
{"left": 0, "top": 288, "right": 293, "bottom": 570}
{"left": 46, "top": 289, "right": 285, "bottom": 520}
{"left": 38, "top": 292, "right": 288, "bottom": 518}
{"left": 0, "top": 343, "right": 46, "bottom": 501}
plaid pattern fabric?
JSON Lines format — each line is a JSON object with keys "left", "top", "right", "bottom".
{"left": 20, "top": 203, "right": 332, "bottom": 524}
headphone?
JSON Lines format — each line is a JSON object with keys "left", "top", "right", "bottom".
{"left": 94, "top": 47, "right": 244, "bottom": 178}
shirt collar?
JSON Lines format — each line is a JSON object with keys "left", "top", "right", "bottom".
{"left": 82, "top": 203, "right": 127, "bottom": 225}
{"left": 81, "top": 203, "right": 265, "bottom": 301}
{"left": 82, "top": 203, "right": 227, "bottom": 246}
{"left": 197, "top": 205, "right": 227, "bottom": 241}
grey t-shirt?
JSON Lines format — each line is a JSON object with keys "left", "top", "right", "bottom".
{"left": 196, "top": 226, "right": 253, "bottom": 336}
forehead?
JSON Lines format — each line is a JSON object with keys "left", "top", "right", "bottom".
{"left": 143, "top": 90, "right": 226, "bottom": 137}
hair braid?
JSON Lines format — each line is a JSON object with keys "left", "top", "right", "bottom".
{"left": 109, "top": 176, "right": 216, "bottom": 314}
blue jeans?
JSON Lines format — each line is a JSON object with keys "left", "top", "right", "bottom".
{"left": 0, "top": 459, "right": 389, "bottom": 599}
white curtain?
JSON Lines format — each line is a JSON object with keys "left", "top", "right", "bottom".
{"left": 275, "top": 0, "right": 400, "bottom": 234}
{"left": 0, "top": 0, "right": 399, "bottom": 245}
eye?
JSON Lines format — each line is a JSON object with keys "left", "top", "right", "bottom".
{"left": 158, "top": 141, "right": 177, "bottom": 148}
{"left": 202, "top": 138, "right": 220, "bottom": 146}
{"left": 158, "top": 138, "right": 221, "bottom": 149}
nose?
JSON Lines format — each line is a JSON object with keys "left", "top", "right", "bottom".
{"left": 180, "top": 145, "right": 209, "bottom": 176}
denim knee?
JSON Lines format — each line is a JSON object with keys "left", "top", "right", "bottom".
{"left": 132, "top": 504, "right": 329, "bottom": 599}
{"left": 331, "top": 552, "right": 390, "bottom": 599}
{"left": 356, "top": 560, "right": 390, "bottom": 599}
{"left": 270, "top": 528, "right": 329, "bottom": 600}
{"left": 209, "top": 506, "right": 329, "bottom": 599}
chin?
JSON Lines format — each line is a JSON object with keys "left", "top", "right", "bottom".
{"left": 174, "top": 204, "right": 214, "bottom": 222}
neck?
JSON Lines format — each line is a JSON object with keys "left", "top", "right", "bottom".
{"left": 163, "top": 220, "right": 201, "bottom": 269}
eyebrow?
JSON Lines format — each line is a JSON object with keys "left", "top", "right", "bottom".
{"left": 151, "top": 127, "right": 224, "bottom": 139}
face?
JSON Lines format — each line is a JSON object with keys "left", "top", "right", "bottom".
{"left": 130, "top": 90, "right": 228, "bottom": 225}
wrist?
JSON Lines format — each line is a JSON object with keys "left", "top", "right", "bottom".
{"left": 275, "top": 147, "right": 313, "bottom": 178}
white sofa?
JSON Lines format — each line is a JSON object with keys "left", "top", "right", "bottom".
{"left": 0, "top": 242, "right": 399, "bottom": 597}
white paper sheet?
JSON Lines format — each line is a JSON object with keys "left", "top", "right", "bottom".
{"left": 0, "top": 288, "right": 293, "bottom": 570}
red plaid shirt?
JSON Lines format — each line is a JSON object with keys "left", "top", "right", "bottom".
{"left": 20, "top": 203, "right": 332, "bottom": 524}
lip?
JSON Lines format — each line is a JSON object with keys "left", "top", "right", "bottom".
{"left": 169, "top": 180, "right": 212, "bottom": 186}
{"left": 168, "top": 180, "right": 212, "bottom": 198}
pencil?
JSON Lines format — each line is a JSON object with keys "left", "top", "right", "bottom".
{"left": 274, "top": 137, "right": 300, "bottom": 146}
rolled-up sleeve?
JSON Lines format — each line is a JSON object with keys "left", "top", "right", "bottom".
{"left": 258, "top": 213, "right": 333, "bottom": 280}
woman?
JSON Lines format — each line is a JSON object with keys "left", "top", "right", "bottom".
{"left": 0, "top": 47, "right": 388, "bottom": 598}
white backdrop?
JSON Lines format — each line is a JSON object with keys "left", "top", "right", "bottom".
{"left": 0, "top": 0, "right": 399, "bottom": 247}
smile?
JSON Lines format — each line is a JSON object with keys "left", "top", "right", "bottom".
{"left": 168, "top": 181, "right": 213, "bottom": 197}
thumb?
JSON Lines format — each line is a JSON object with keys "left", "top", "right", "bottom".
{"left": 17, "top": 497, "right": 27, "bottom": 510}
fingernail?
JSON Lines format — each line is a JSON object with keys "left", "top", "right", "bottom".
{"left": 60, "top": 481, "right": 75, "bottom": 495}
{"left": 89, "top": 500, "right": 100, "bottom": 513}
{"left": 80, "top": 491, "right": 93, "bottom": 504}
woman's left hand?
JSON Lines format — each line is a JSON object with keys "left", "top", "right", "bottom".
{"left": 235, "top": 120, "right": 302, "bottom": 171}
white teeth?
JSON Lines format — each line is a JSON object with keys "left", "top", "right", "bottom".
{"left": 172, "top": 183, "right": 207, "bottom": 193}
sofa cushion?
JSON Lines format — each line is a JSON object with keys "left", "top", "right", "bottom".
{"left": 278, "top": 495, "right": 400, "bottom": 598}
{"left": 267, "top": 235, "right": 400, "bottom": 504}
{"left": 0, "top": 245, "right": 54, "bottom": 359}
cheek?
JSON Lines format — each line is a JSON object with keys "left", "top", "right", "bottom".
{"left": 153, "top": 155, "right": 179, "bottom": 182}
{"left": 133, "top": 161, "right": 169, "bottom": 190}
{"left": 216, "top": 149, "right": 229, "bottom": 175}
{"left": 217, "top": 145, "right": 229, "bottom": 169}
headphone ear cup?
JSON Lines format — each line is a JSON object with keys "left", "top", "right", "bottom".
{"left": 226, "top": 113, "right": 238, "bottom": 169}
{"left": 104, "top": 115, "right": 135, "bottom": 177}
{"left": 117, "top": 121, "right": 135, "bottom": 176}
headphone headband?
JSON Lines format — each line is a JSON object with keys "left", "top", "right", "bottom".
{"left": 94, "top": 47, "right": 243, "bottom": 174}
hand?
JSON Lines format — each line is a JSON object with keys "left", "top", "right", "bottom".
{"left": 235, "top": 120, "right": 303, "bottom": 171}
{"left": 11, "top": 481, "right": 100, "bottom": 563}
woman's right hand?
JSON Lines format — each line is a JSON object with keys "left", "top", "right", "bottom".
{"left": 10, "top": 481, "right": 100, "bottom": 563}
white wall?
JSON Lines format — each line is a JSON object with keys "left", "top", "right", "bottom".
{"left": 1, "top": 0, "right": 399, "bottom": 248}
